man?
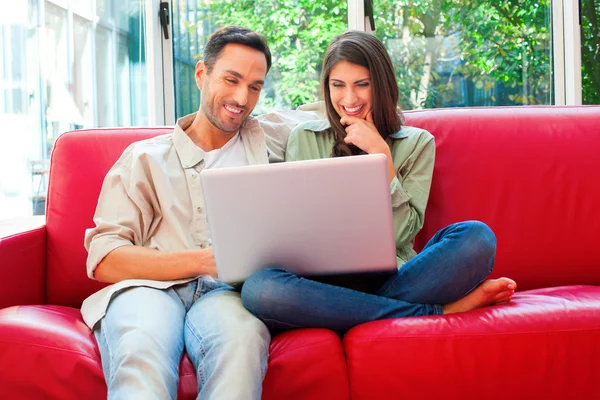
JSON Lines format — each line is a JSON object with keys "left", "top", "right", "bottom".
{"left": 82, "top": 26, "right": 274, "bottom": 399}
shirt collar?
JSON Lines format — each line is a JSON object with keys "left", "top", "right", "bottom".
{"left": 303, "top": 118, "right": 409, "bottom": 139}
{"left": 172, "top": 112, "right": 267, "bottom": 168}
{"left": 173, "top": 113, "right": 206, "bottom": 169}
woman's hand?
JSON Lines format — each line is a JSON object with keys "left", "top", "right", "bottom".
{"left": 340, "top": 111, "right": 396, "bottom": 182}
{"left": 340, "top": 111, "right": 389, "bottom": 155}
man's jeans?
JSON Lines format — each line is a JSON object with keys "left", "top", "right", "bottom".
{"left": 94, "top": 279, "right": 270, "bottom": 400}
{"left": 242, "top": 221, "right": 496, "bottom": 333}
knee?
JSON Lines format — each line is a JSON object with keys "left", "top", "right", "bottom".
{"left": 459, "top": 221, "right": 497, "bottom": 273}
{"left": 190, "top": 312, "right": 270, "bottom": 361}
{"left": 241, "top": 267, "right": 293, "bottom": 317}
{"left": 461, "top": 221, "right": 496, "bottom": 252}
{"left": 110, "top": 326, "right": 176, "bottom": 361}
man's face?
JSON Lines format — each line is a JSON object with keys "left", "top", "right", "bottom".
{"left": 196, "top": 43, "right": 268, "bottom": 133}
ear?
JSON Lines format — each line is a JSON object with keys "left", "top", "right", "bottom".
{"left": 195, "top": 61, "right": 207, "bottom": 91}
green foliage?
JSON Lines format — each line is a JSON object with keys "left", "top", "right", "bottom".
{"left": 188, "top": 0, "right": 347, "bottom": 111}
{"left": 373, "top": 0, "right": 553, "bottom": 108}
{"left": 581, "top": 0, "right": 600, "bottom": 104}
{"left": 174, "top": 0, "right": 598, "bottom": 116}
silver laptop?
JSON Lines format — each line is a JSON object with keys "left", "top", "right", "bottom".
{"left": 200, "top": 153, "right": 397, "bottom": 284}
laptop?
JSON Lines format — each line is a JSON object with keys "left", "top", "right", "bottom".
{"left": 200, "top": 153, "right": 398, "bottom": 284}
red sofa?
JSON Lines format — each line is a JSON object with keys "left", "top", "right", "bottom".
{"left": 1, "top": 106, "right": 599, "bottom": 399}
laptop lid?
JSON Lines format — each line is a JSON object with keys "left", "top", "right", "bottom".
{"left": 200, "top": 153, "right": 397, "bottom": 284}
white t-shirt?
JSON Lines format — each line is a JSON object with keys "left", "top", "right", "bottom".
{"left": 203, "top": 132, "right": 248, "bottom": 247}
{"left": 203, "top": 132, "right": 249, "bottom": 169}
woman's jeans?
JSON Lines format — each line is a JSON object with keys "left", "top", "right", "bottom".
{"left": 241, "top": 221, "right": 496, "bottom": 333}
{"left": 94, "top": 279, "right": 270, "bottom": 400}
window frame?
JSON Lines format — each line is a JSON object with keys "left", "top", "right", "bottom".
{"left": 160, "top": 0, "right": 585, "bottom": 123}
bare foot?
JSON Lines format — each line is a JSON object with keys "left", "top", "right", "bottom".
{"left": 442, "top": 278, "right": 517, "bottom": 314}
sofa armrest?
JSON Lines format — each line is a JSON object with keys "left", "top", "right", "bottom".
{"left": 0, "top": 218, "right": 46, "bottom": 308}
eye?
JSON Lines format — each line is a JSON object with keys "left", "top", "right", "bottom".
{"left": 250, "top": 85, "right": 261, "bottom": 93}
{"left": 225, "top": 78, "right": 237, "bottom": 84}
{"left": 331, "top": 83, "right": 344, "bottom": 88}
{"left": 357, "top": 82, "right": 370, "bottom": 87}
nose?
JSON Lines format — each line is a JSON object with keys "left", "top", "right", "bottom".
{"left": 343, "top": 87, "right": 357, "bottom": 104}
{"left": 233, "top": 86, "right": 248, "bottom": 107}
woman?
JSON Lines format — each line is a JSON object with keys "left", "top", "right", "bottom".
{"left": 241, "top": 31, "right": 516, "bottom": 333}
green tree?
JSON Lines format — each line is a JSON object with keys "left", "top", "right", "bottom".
{"left": 374, "top": 0, "right": 552, "bottom": 109}
{"left": 581, "top": 0, "right": 600, "bottom": 104}
{"left": 174, "top": 0, "right": 597, "bottom": 116}
{"left": 192, "top": 0, "right": 347, "bottom": 110}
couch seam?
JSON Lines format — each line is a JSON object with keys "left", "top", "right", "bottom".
{"left": 346, "top": 326, "right": 600, "bottom": 342}
{"left": 0, "top": 226, "right": 46, "bottom": 242}
{"left": 0, "top": 340, "right": 100, "bottom": 362}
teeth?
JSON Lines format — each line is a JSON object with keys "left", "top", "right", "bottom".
{"left": 225, "top": 105, "right": 242, "bottom": 114}
{"left": 344, "top": 105, "right": 363, "bottom": 113}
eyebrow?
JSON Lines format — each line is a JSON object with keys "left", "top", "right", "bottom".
{"left": 224, "top": 69, "right": 264, "bottom": 85}
{"left": 330, "top": 78, "right": 370, "bottom": 84}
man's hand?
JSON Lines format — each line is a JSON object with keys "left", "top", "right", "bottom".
{"left": 340, "top": 111, "right": 389, "bottom": 155}
{"left": 200, "top": 247, "right": 218, "bottom": 279}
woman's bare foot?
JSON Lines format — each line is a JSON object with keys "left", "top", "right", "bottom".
{"left": 442, "top": 278, "right": 517, "bottom": 314}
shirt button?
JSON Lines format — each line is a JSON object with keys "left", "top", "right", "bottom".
{"left": 191, "top": 173, "right": 197, "bottom": 179}
{"left": 196, "top": 207, "right": 202, "bottom": 213}
{"left": 200, "top": 243, "right": 206, "bottom": 249}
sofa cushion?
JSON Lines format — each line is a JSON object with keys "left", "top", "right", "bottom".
{"left": 343, "top": 285, "right": 600, "bottom": 400}
{"left": 0, "top": 305, "right": 107, "bottom": 399}
{"left": 407, "top": 106, "right": 600, "bottom": 290}
{"left": 0, "top": 305, "right": 349, "bottom": 399}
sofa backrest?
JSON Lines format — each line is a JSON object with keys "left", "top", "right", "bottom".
{"left": 409, "top": 106, "right": 600, "bottom": 290}
{"left": 45, "top": 107, "right": 600, "bottom": 307}
{"left": 46, "top": 128, "right": 172, "bottom": 306}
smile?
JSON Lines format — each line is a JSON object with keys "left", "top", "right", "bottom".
{"left": 342, "top": 105, "right": 364, "bottom": 114}
{"left": 224, "top": 104, "right": 243, "bottom": 115}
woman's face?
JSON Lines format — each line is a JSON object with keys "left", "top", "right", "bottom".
{"left": 328, "top": 60, "right": 372, "bottom": 121}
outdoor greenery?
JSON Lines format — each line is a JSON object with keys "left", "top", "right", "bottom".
{"left": 582, "top": 0, "right": 600, "bottom": 104}
{"left": 172, "top": 0, "right": 599, "bottom": 116}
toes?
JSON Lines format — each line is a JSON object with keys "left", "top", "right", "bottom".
{"left": 498, "top": 277, "right": 517, "bottom": 289}
{"left": 494, "top": 290, "right": 515, "bottom": 303}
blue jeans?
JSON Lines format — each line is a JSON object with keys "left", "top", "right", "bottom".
{"left": 241, "top": 221, "right": 496, "bottom": 333}
{"left": 94, "top": 279, "right": 270, "bottom": 400}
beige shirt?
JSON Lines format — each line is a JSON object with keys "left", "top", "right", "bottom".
{"left": 82, "top": 109, "right": 323, "bottom": 329}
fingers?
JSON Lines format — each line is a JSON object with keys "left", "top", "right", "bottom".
{"left": 340, "top": 115, "right": 360, "bottom": 126}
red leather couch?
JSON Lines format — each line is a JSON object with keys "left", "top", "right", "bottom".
{"left": 1, "top": 106, "right": 599, "bottom": 399}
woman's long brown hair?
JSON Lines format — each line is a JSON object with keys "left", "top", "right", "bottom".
{"left": 321, "top": 31, "right": 404, "bottom": 157}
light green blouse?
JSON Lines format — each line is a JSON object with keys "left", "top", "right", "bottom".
{"left": 285, "top": 119, "right": 435, "bottom": 267}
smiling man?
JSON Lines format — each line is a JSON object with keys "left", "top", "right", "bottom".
{"left": 82, "top": 26, "right": 274, "bottom": 399}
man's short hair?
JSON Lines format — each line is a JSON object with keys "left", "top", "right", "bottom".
{"left": 204, "top": 26, "right": 272, "bottom": 73}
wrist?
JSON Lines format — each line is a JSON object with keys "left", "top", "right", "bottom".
{"left": 370, "top": 143, "right": 391, "bottom": 157}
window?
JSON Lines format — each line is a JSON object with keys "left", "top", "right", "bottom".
{"left": 581, "top": 0, "right": 599, "bottom": 104}
{"left": 171, "top": 0, "right": 349, "bottom": 118}
{"left": 1, "top": 0, "right": 596, "bottom": 222}
{"left": 0, "top": 0, "right": 155, "bottom": 220}
{"left": 373, "top": 1, "right": 553, "bottom": 109}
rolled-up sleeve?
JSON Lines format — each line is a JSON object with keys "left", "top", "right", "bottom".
{"left": 390, "top": 134, "right": 435, "bottom": 248}
{"left": 84, "top": 147, "right": 154, "bottom": 279}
